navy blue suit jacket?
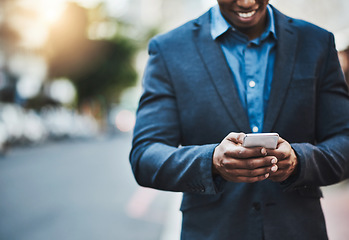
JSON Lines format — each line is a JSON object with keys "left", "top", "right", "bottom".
{"left": 130, "top": 6, "right": 349, "bottom": 240}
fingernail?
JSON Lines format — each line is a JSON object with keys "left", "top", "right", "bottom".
{"left": 265, "top": 173, "right": 270, "bottom": 178}
{"left": 261, "top": 148, "right": 267, "bottom": 155}
{"left": 271, "top": 158, "right": 277, "bottom": 164}
{"left": 271, "top": 165, "right": 278, "bottom": 172}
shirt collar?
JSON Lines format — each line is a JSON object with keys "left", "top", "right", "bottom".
{"left": 211, "top": 4, "right": 276, "bottom": 41}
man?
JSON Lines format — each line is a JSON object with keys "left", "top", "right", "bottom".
{"left": 130, "top": 0, "right": 349, "bottom": 239}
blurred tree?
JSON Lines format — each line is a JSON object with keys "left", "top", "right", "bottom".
{"left": 45, "top": 2, "right": 138, "bottom": 107}
{"left": 0, "top": 0, "right": 21, "bottom": 102}
{"left": 74, "top": 38, "right": 137, "bottom": 105}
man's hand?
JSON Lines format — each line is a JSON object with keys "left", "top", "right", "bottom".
{"left": 212, "top": 132, "right": 278, "bottom": 183}
{"left": 266, "top": 137, "right": 298, "bottom": 182}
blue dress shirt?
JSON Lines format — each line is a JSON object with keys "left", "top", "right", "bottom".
{"left": 211, "top": 5, "right": 277, "bottom": 133}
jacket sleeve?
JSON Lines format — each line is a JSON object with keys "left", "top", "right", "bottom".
{"left": 286, "top": 33, "right": 349, "bottom": 190}
{"left": 129, "top": 38, "right": 220, "bottom": 194}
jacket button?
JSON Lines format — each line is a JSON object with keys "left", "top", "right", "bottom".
{"left": 253, "top": 202, "right": 261, "bottom": 211}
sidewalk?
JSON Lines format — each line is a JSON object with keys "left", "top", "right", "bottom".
{"left": 159, "top": 193, "right": 182, "bottom": 240}
{"left": 321, "top": 181, "right": 349, "bottom": 240}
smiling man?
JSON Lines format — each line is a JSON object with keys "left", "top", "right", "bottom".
{"left": 130, "top": 0, "right": 349, "bottom": 239}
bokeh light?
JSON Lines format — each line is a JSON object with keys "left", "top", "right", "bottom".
{"left": 49, "top": 78, "right": 76, "bottom": 105}
{"left": 115, "top": 109, "right": 135, "bottom": 132}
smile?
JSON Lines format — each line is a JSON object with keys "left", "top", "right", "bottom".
{"left": 237, "top": 10, "right": 256, "bottom": 18}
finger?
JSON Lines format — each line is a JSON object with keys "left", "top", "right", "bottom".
{"left": 267, "top": 138, "right": 291, "bottom": 160}
{"left": 226, "top": 132, "right": 246, "bottom": 144}
{"left": 224, "top": 156, "right": 278, "bottom": 170}
{"left": 277, "top": 136, "right": 285, "bottom": 143}
{"left": 268, "top": 164, "right": 294, "bottom": 181}
{"left": 225, "top": 145, "right": 268, "bottom": 159}
{"left": 230, "top": 165, "right": 276, "bottom": 178}
{"left": 269, "top": 166, "right": 284, "bottom": 176}
{"left": 271, "top": 158, "right": 295, "bottom": 170}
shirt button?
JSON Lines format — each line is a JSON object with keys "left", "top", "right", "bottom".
{"left": 252, "top": 126, "right": 259, "bottom": 133}
{"left": 249, "top": 81, "right": 256, "bottom": 88}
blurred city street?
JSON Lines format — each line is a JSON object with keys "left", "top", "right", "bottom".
{"left": 0, "top": 133, "right": 181, "bottom": 240}
{"left": 0, "top": 0, "right": 349, "bottom": 239}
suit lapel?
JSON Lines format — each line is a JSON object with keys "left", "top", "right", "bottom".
{"left": 263, "top": 7, "right": 298, "bottom": 132}
{"left": 193, "top": 13, "right": 251, "bottom": 133}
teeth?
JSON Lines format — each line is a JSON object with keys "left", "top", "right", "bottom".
{"left": 238, "top": 11, "right": 256, "bottom": 18}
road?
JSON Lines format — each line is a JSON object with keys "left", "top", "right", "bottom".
{"left": 0, "top": 133, "right": 348, "bottom": 240}
{"left": 0, "top": 133, "right": 179, "bottom": 240}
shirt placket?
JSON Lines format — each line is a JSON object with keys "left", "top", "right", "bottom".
{"left": 244, "top": 43, "right": 263, "bottom": 133}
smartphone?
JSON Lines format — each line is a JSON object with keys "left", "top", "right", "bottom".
{"left": 242, "top": 133, "right": 279, "bottom": 149}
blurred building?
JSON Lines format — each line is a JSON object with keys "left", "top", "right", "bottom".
{"left": 270, "top": 0, "right": 349, "bottom": 84}
{"left": 270, "top": 0, "right": 349, "bottom": 52}
{"left": 104, "top": 0, "right": 215, "bottom": 30}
